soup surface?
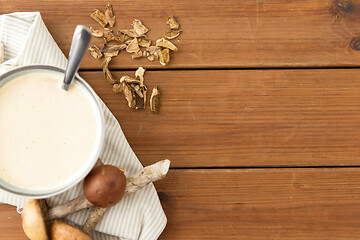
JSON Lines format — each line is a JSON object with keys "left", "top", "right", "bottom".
{"left": 0, "top": 70, "right": 100, "bottom": 193}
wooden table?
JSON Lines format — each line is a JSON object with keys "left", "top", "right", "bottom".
{"left": 2, "top": 0, "right": 360, "bottom": 239}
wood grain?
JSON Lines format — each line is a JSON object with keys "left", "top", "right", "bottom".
{"left": 157, "top": 168, "right": 360, "bottom": 239}
{"left": 2, "top": 0, "right": 360, "bottom": 68}
{"left": 2, "top": 168, "right": 360, "bottom": 239}
{"left": 80, "top": 69, "right": 360, "bottom": 167}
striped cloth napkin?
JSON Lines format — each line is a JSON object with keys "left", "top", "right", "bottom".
{"left": 0, "top": 12, "right": 167, "bottom": 240}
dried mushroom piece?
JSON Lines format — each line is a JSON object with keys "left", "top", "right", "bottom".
{"left": 147, "top": 55, "right": 155, "bottom": 61}
{"left": 131, "top": 83, "right": 145, "bottom": 98}
{"left": 143, "top": 51, "right": 150, "bottom": 58}
{"left": 138, "top": 38, "right": 151, "bottom": 47}
{"left": 119, "top": 29, "right": 145, "bottom": 38}
{"left": 116, "top": 32, "right": 131, "bottom": 43}
{"left": 159, "top": 48, "right": 170, "bottom": 66}
{"left": 135, "top": 86, "right": 147, "bottom": 109}
{"left": 150, "top": 87, "right": 160, "bottom": 113}
{"left": 113, "top": 84, "right": 123, "bottom": 93}
{"left": 90, "top": 27, "right": 104, "bottom": 37}
{"left": 90, "top": 9, "right": 108, "bottom": 27}
{"left": 88, "top": 45, "right": 103, "bottom": 59}
{"left": 103, "top": 50, "right": 119, "bottom": 58}
{"left": 131, "top": 50, "right": 143, "bottom": 59}
{"left": 126, "top": 38, "right": 140, "bottom": 53}
{"left": 105, "top": 4, "right": 116, "bottom": 27}
{"left": 166, "top": 16, "right": 180, "bottom": 29}
{"left": 120, "top": 76, "right": 141, "bottom": 84}
{"left": 156, "top": 38, "right": 178, "bottom": 52}
{"left": 120, "top": 72, "right": 147, "bottom": 109}
{"left": 103, "top": 29, "right": 127, "bottom": 43}
{"left": 122, "top": 82, "right": 136, "bottom": 108}
{"left": 132, "top": 19, "right": 149, "bottom": 36}
{"left": 102, "top": 43, "right": 127, "bottom": 53}
{"left": 102, "top": 57, "right": 116, "bottom": 84}
{"left": 164, "top": 30, "right": 181, "bottom": 39}
{"left": 146, "top": 46, "right": 161, "bottom": 55}
{"left": 135, "top": 67, "right": 146, "bottom": 85}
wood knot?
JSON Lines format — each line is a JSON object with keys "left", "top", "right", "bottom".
{"left": 335, "top": 0, "right": 353, "bottom": 12}
{"left": 351, "top": 38, "right": 360, "bottom": 51}
{"left": 158, "top": 192, "right": 169, "bottom": 203}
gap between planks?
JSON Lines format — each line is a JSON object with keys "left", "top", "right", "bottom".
{"left": 79, "top": 66, "right": 360, "bottom": 72}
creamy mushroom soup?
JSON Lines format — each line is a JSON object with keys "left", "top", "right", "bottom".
{"left": 0, "top": 70, "right": 102, "bottom": 193}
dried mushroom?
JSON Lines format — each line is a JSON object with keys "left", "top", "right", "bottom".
{"left": 90, "top": 9, "right": 108, "bottom": 27}
{"left": 146, "top": 46, "right": 161, "bottom": 55}
{"left": 113, "top": 84, "right": 123, "bottom": 93}
{"left": 122, "top": 82, "right": 136, "bottom": 108}
{"left": 119, "top": 29, "right": 145, "bottom": 38}
{"left": 88, "top": 45, "right": 103, "bottom": 59}
{"left": 143, "top": 51, "right": 150, "bottom": 58}
{"left": 119, "top": 68, "right": 147, "bottom": 109}
{"left": 147, "top": 55, "right": 155, "bottom": 61}
{"left": 126, "top": 38, "right": 140, "bottom": 53}
{"left": 131, "top": 83, "right": 147, "bottom": 98}
{"left": 164, "top": 30, "right": 181, "bottom": 39}
{"left": 88, "top": 4, "right": 181, "bottom": 113}
{"left": 156, "top": 38, "right": 178, "bottom": 52}
{"left": 102, "top": 57, "right": 116, "bottom": 84}
{"left": 150, "top": 87, "right": 160, "bottom": 113}
{"left": 90, "top": 27, "right": 104, "bottom": 37}
{"left": 103, "top": 29, "right": 125, "bottom": 43}
{"left": 166, "top": 16, "right": 180, "bottom": 29}
{"left": 131, "top": 50, "right": 143, "bottom": 59}
{"left": 103, "top": 50, "right": 119, "bottom": 58}
{"left": 105, "top": 4, "right": 116, "bottom": 27}
{"left": 120, "top": 76, "right": 141, "bottom": 84}
{"left": 102, "top": 43, "right": 126, "bottom": 53}
{"left": 138, "top": 38, "right": 151, "bottom": 47}
{"left": 132, "top": 19, "right": 149, "bottom": 36}
{"left": 135, "top": 86, "right": 147, "bottom": 109}
{"left": 135, "top": 67, "right": 146, "bottom": 85}
{"left": 159, "top": 48, "right": 170, "bottom": 66}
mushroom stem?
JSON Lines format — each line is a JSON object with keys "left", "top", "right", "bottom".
{"left": 46, "top": 160, "right": 171, "bottom": 221}
{"left": 81, "top": 159, "right": 171, "bottom": 233}
{"left": 82, "top": 207, "right": 106, "bottom": 234}
{"left": 125, "top": 159, "right": 170, "bottom": 195}
{"left": 45, "top": 195, "right": 91, "bottom": 221}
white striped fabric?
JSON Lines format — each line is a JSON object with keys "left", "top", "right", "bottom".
{"left": 0, "top": 12, "right": 166, "bottom": 240}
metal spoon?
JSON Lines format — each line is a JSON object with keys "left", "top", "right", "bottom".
{"left": 62, "top": 25, "right": 92, "bottom": 90}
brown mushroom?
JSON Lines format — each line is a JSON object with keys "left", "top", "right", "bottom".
{"left": 22, "top": 199, "right": 48, "bottom": 240}
{"left": 83, "top": 165, "right": 126, "bottom": 208}
{"left": 50, "top": 220, "right": 92, "bottom": 240}
{"left": 46, "top": 160, "right": 171, "bottom": 220}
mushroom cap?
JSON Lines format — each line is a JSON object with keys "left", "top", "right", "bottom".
{"left": 50, "top": 220, "right": 92, "bottom": 240}
{"left": 83, "top": 165, "right": 126, "bottom": 208}
{"left": 22, "top": 199, "right": 48, "bottom": 240}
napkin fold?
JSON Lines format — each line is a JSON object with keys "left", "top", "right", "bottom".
{"left": 0, "top": 12, "right": 166, "bottom": 240}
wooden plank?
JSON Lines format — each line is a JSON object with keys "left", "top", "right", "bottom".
{"left": 80, "top": 69, "right": 360, "bottom": 167}
{"left": 2, "top": 168, "right": 360, "bottom": 239}
{"left": 0, "top": 205, "right": 25, "bottom": 239}
{"left": 157, "top": 168, "right": 360, "bottom": 239}
{"left": 2, "top": 0, "right": 360, "bottom": 69}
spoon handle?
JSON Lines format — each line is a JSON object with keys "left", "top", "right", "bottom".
{"left": 62, "top": 25, "right": 92, "bottom": 90}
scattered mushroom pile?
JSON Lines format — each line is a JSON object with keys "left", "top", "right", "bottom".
{"left": 21, "top": 160, "right": 170, "bottom": 240}
{"left": 112, "top": 67, "right": 160, "bottom": 113}
{"left": 87, "top": 4, "right": 182, "bottom": 113}
{"left": 88, "top": 4, "right": 181, "bottom": 66}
